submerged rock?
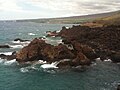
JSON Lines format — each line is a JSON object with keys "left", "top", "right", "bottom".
{"left": 0, "top": 45, "right": 10, "bottom": 48}
{"left": 0, "top": 51, "right": 16, "bottom": 60}
{"left": 14, "top": 38, "right": 30, "bottom": 42}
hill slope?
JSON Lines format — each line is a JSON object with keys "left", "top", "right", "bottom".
{"left": 93, "top": 11, "right": 120, "bottom": 26}
{"left": 17, "top": 10, "right": 120, "bottom": 24}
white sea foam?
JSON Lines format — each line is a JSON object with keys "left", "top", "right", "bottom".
{"left": 41, "top": 62, "right": 59, "bottom": 69}
{"left": 96, "top": 58, "right": 101, "bottom": 61}
{"left": 56, "top": 30, "right": 61, "bottom": 33}
{"left": 10, "top": 45, "right": 24, "bottom": 48}
{"left": 12, "top": 41, "right": 30, "bottom": 44}
{"left": 104, "top": 59, "right": 112, "bottom": 62}
{"left": 28, "top": 33, "right": 36, "bottom": 36}
{"left": 38, "top": 60, "right": 47, "bottom": 64}
{"left": 91, "top": 62, "right": 97, "bottom": 66}
{"left": 20, "top": 65, "right": 38, "bottom": 73}
{"left": 0, "top": 52, "right": 13, "bottom": 55}
{"left": 4, "top": 59, "right": 17, "bottom": 65}
{"left": 20, "top": 67, "right": 29, "bottom": 73}
{"left": 12, "top": 40, "right": 21, "bottom": 44}
{"left": 0, "top": 59, "right": 4, "bottom": 63}
{"left": 43, "top": 36, "right": 46, "bottom": 38}
{"left": 0, "top": 58, "right": 18, "bottom": 65}
{"left": 66, "top": 26, "right": 69, "bottom": 29}
{"left": 57, "top": 39, "right": 62, "bottom": 44}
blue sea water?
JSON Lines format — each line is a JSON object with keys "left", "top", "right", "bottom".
{"left": 0, "top": 21, "right": 120, "bottom": 90}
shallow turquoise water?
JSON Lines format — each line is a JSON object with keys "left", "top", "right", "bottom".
{"left": 0, "top": 21, "right": 120, "bottom": 90}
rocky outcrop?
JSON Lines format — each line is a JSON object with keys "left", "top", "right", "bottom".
{"left": 15, "top": 24, "right": 120, "bottom": 68}
{"left": 16, "top": 38, "right": 96, "bottom": 67}
{"left": 59, "top": 25, "right": 120, "bottom": 62}
{"left": 16, "top": 38, "right": 75, "bottom": 63}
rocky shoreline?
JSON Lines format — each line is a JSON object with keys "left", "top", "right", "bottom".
{"left": 0, "top": 24, "right": 119, "bottom": 68}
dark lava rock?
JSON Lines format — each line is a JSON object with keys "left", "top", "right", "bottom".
{"left": 16, "top": 24, "right": 120, "bottom": 67}
{"left": 16, "top": 38, "right": 75, "bottom": 63}
{"left": 16, "top": 38, "right": 47, "bottom": 62}
{"left": 0, "top": 51, "right": 16, "bottom": 60}
{"left": 117, "top": 85, "right": 120, "bottom": 90}
{"left": 41, "top": 44, "right": 75, "bottom": 62}
{"left": 110, "top": 51, "right": 120, "bottom": 63}
{"left": 0, "top": 45, "right": 10, "bottom": 48}
{"left": 59, "top": 25, "right": 120, "bottom": 62}
{"left": 72, "top": 41, "right": 98, "bottom": 60}
{"left": 14, "top": 38, "right": 29, "bottom": 42}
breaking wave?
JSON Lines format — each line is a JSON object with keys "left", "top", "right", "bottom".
{"left": 0, "top": 59, "right": 18, "bottom": 65}
{"left": 10, "top": 45, "right": 24, "bottom": 49}
{"left": 28, "top": 33, "right": 36, "bottom": 36}
{"left": 0, "top": 52, "right": 13, "bottom": 55}
{"left": 40, "top": 62, "right": 59, "bottom": 69}
{"left": 12, "top": 41, "right": 30, "bottom": 44}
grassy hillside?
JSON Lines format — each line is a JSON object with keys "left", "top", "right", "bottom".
{"left": 17, "top": 10, "right": 120, "bottom": 24}
{"left": 93, "top": 11, "right": 120, "bottom": 26}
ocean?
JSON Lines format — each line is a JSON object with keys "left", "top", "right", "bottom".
{"left": 0, "top": 21, "right": 120, "bottom": 90}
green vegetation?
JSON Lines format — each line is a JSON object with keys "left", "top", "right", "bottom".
{"left": 93, "top": 11, "right": 120, "bottom": 26}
